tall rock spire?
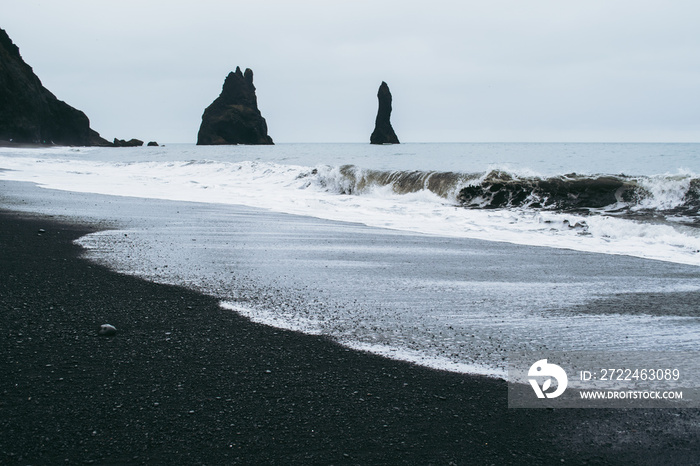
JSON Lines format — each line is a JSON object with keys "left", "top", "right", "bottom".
{"left": 197, "top": 67, "right": 274, "bottom": 145}
{"left": 370, "top": 81, "right": 399, "bottom": 145}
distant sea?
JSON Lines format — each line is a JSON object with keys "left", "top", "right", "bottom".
{"left": 2, "top": 142, "right": 699, "bottom": 376}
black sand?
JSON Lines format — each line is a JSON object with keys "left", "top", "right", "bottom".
{"left": 1, "top": 210, "right": 699, "bottom": 465}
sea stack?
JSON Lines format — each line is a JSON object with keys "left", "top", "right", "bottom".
{"left": 197, "top": 67, "right": 273, "bottom": 145}
{"left": 0, "top": 28, "right": 109, "bottom": 146}
{"left": 370, "top": 81, "right": 399, "bottom": 145}
{"left": 112, "top": 138, "right": 144, "bottom": 147}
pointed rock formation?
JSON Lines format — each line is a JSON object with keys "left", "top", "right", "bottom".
{"left": 370, "top": 81, "right": 399, "bottom": 145}
{"left": 197, "top": 67, "right": 273, "bottom": 145}
{"left": 0, "top": 28, "right": 109, "bottom": 146}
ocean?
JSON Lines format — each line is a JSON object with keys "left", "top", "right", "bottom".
{"left": 2, "top": 142, "right": 700, "bottom": 377}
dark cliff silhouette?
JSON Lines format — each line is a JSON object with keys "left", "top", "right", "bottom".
{"left": 370, "top": 81, "right": 399, "bottom": 145}
{"left": 0, "top": 28, "right": 109, "bottom": 146}
{"left": 197, "top": 67, "right": 273, "bottom": 145}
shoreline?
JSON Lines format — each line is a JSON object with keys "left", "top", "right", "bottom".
{"left": 3, "top": 147, "right": 700, "bottom": 269}
{"left": 1, "top": 209, "right": 699, "bottom": 464}
{"left": 0, "top": 140, "right": 69, "bottom": 149}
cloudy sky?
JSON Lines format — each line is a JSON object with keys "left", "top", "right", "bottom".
{"left": 3, "top": 0, "right": 699, "bottom": 143}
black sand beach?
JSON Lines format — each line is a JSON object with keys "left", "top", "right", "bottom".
{"left": 1, "top": 209, "right": 699, "bottom": 465}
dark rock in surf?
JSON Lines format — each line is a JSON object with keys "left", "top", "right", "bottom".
{"left": 197, "top": 67, "right": 273, "bottom": 145}
{"left": 112, "top": 138, "right": 144, "bottom": 147}
{"left": 0, "top": 28, "right": 109, "bottom": 146}
{"left": 147, "top": 141, "right": 159, "bottom": 147}
{"left": 563, "top": 219, "right": 589, "bottom": 232}
{"left": 370, "top": 81, "right": 399, "bottom": 145}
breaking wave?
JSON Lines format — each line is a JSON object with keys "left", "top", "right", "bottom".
{"left": 311, "top": 164, "right": 470, "bottom": 198}
{"left": 309, "top": 165, "right": 700, "bottom": 225}
{"left": 2, "top": 150, "right": 700, "bottom": 265}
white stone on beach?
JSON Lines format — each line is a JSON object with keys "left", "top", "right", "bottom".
{"left": 98, "top": 324, "right": 117, "bottom": 336}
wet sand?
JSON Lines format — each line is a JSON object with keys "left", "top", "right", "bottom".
{"left": 1, "top": 208, "right": 699, "bottom": 465}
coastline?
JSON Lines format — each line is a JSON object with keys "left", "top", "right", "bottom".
{"left": 1, "top": 209, "right": 699, "bottom": 464}
{"left": 0, "top": 140, "right": 61, "bottom": 149}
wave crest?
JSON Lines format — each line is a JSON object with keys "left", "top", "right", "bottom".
{"left": 457, "top": 171, "right": 646, "bottom": 211}
{"left": 313, "top": 164, "right": 472, "bottom": 198}
{"left": 311, "top": 166, "right": 700, "bottom": 222}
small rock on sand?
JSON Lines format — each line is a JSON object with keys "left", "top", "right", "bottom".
{"left": 98, "top": 324, "right": 117, "bottom": 336}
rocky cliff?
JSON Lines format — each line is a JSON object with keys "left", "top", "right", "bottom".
{"left": 370, "top": 81, "right": 399, "bottom": 145}
{"left": 196, "top": 67, "right": 273, "bottom": 145}
{"left": 0, "top": 28, "right": 109, "bottom": 146}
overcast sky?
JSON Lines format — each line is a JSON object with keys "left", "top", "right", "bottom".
{"left": 3, "top": 0, "right": 700, "bottom": 143}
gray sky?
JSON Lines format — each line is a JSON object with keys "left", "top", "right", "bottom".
{"left": 3, "top": 0, "right": 700, "bottom": 143}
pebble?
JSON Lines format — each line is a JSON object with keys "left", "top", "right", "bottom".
{"left": 98, "top": 324, "right": 117, "bottom": 336}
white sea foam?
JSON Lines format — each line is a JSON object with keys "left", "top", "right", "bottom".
{"left": 634, "top": 171, "right": 696, "bottom": 211}
{"left": 1, "top": 148, "right": 700, "bottom": 266}
{"left": 220, "top": 300, "right": 508, "bottom": 378}
{"left": 220, "top": 301, "right": 324, "bottom": 336}
{"left": 340, "top": 341, "right": 508, "bottom": 379}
